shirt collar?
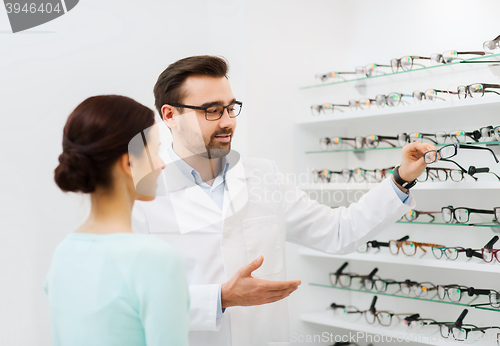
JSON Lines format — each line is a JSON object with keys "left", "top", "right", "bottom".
{"left": 167, "top": 144, "right": 230, "bottom": 185}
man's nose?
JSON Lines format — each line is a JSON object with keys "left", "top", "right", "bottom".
{"left": 218, "top": 108, "right": 234, "bottom": 128}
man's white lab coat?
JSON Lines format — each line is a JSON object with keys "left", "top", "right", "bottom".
{"left": 132, "top": 152, "right": 415, "bottom": 346}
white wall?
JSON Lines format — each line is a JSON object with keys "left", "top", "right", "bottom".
{"left": 2, "top": 1, "right": 500, "bottom": 345}
{"left": 0, "top": 1, "right": 247, "bottom": 345}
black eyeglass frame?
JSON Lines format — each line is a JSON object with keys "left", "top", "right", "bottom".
{"left": 169, "top": 101, "right": 243, "bottom": 121}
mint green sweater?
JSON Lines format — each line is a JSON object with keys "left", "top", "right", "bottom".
{"left": 44, "top": 233, "right": 189, "bottom": 346}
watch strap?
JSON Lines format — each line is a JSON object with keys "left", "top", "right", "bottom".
{"left": 393, "top": 166, "right": 417, "bottom": 189}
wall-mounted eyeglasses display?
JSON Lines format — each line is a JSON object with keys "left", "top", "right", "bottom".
{"left": 432, "top": 236, "right": 498, "bottom": 262}
{"left": 319, "top": 135, "right": 398, "bottom": 150}
{"left": 457, "top": 83, "right": 500, "bottom": 98}
{"left": 424, "top": 143, "right": 500, "bottom": 164}
{"left": 430, "top": 50, "right": 486, "bottom": 64}
{"left": 312, "top": 167, "right": 394, "bottom": 184}
{"left": 311, "top": 103, "right": 349, "bottom": 115}
{"left": 390, "top": 56, "right": 431, "bottom": 73}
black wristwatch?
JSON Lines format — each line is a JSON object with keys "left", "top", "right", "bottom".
{"left": 392, "top": 166, "right": 417, "bottom": 190}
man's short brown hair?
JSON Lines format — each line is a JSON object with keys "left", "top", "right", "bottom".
{"left": 153, "top": 55, "right": 229, "bottom": 118}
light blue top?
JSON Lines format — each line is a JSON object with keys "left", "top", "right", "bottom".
{"left": 44, "top": 232, "right": 189, "bottom": 346}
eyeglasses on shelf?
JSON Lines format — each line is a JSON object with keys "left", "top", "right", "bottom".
{"left": 375, "top": 92, "right": 413, "bottom": 107}
{"left": 412, "top": 89, "right": 458, "bottom": 104}
{"left": 430, "top": 50, "right": 486, "bottom": 64}
{"left": 311, "top": 103, "right": 349, "bottom": 115}
{"left": 457, "top": 83, "right": 500, "bottom": 98}
{"left": 355, "top": 63, "right": 391, "bottom": 78}
{"left": 357, "top": 235, "right": 409, "bottom": 253}
{"left": 402, "top": 210, "right": 441, "bottom": 223}
{"left": 484, "top": 34, "right": 500, "bottom": 52}
{"left": 391, "top": 55, "right": 431, "bottom": 72}
{"left": 418, "top": 159, "right": 499, "bottom": 182}
{"left": 315, "top": 71, "right": 356, "bottom": 82}
{"left": 348, "top": 98, "right": 376, "bottom": 111}
{"left": 389, "top": 239, "right": 445, "bottom": 257}
{"left": 441, "top": 206, "right": 500, "bottom": 224}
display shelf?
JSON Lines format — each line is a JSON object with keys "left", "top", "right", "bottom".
{"left": 297, "top": 97, "right": 500, "bottom": 128}
{"left": 396, "top": 221, "right": 500, "bottom": 228}
{"left": 299, "top": 181, "right": 500, "bottom": 191}
{"left": 300, "top": 311, "right": 463, "bottom": 346}
{"left": 299, "top": 247, "right": 500, "bottom": 273}
{"left": 309, "top": 283, "right": 500, "bottom": 313}
{"left": 300, "top": 53, "right": 500, "bottom": 90}
{"left": 305, "top": 140, "right": 500, "bottom": 154}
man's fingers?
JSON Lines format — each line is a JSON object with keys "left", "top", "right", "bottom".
{"left": 262, "top": 279, "right": 301, "bottom": 291}
{"left": 240, "top": 256, "right": 264, "bottom": 277}
{"left": 264, "top": 287, "right": 299, "bottom": 304}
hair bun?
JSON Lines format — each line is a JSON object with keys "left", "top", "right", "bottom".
{"left": 54, "top": 149, "right": 98, "bottom": 193}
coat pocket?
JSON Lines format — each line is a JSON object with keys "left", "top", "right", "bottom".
{"left": 242, "top": 215, "right": 284, "bottom": 277}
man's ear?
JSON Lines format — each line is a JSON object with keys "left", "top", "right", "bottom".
{"left": 161, "top": 104, "right": 177, "bottom": 130}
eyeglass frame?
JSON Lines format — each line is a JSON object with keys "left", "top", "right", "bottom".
{"left": 441, "top": 206, "right": 497, "bottom": 224}
{"left": 169, "top": 101, "right": 242, "bottom": 121}
{"left": 423, "top": 143, "right": 500, "bottom": 164}
{"left": 457, "top": 83, "right": 500, "bottom": 99}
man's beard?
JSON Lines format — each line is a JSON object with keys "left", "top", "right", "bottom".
{"left": 201, "top": 130, "right": 233, "bottom": 159}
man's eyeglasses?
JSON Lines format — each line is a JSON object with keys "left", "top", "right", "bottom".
{"left": 430, "top": 50, "right": 485, "bottom": 64}
{"left": 457, "top": 83, "right": 500, "bottom": 99}
{"left": 423, "top": 143, "right": 500, "bottom": 164}
{"left": 169, "top": 101, "right": 242, "bottom": 121}
{"left": 391, "top": 56, "right": 430, "bottom": 73}
{"left": 311, "top": 103, "right": 349, "bottom": 115}
{"left": 375, "top": 92, "right": 413, "bottom": 107}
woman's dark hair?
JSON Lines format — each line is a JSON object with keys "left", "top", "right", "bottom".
{"left": 153, "top": 55, "right": 229, "bottom": 118}
{"left": 54, "top": 95, "right": 155, "bottom": 193}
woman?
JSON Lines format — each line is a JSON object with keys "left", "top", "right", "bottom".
{"left": 44, "top": 95, "right": 189, "bottom": 346}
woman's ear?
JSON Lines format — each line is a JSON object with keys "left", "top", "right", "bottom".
{"left": 119, "top": 153, "right": 133, "bottom": 178}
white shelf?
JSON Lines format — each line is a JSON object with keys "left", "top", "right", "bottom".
{"left": 299, "top": 247, "right": 500, "bottom": 273}
{"left": 299, "top": 181, "right": 499, "bottom": 191}
{"left": 297, "top": 97, "right": 500, "bottom": 128}
{"left": 301, "top": 311, "right": 466, "bottom": 346}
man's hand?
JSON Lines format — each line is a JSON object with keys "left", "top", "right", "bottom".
{"left": 398, "top": 141, "right": 438, "bottom": 183}
{"left": 221, "top": 256, "right": 301, "bottom": 309}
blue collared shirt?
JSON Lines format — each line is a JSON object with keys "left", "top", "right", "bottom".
{"left": 167, "top": 146, "right": 228, "bottom": 319}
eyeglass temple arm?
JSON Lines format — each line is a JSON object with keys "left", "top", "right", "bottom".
{"left": 366, "top": 268, "right": 378, "bottom": 280}
{"left": 411, "top": 56, "right": 431, "bottom": 60}
{"left": 484, "top": 235, "right": 499, "bottom": 249}
{"left": 467, "top": 208, "right": 495, "bottom": 216}
{"left": 335, "top": 262, "right": 349, "bottom": 275}
{"left": 453, "top": 309, "right": 468, "bottom": 328}
{"left": 434, "top": 89, "right": 459, "bottom": 95}
{"left": 468, "top": 166, "right": 490, "bottom": 175}
{"left": 467, "top": 287, "right": 493, "bottom": 297}
{"left": 457, "top": 51, "right": 486, "bottom": 56}
{"left": 459, "top": 144, "right": 500, "bottom": 163}
{"left": 465, "top": 248, "right": 483, "bottom": 259}
{"left": 369, "top": 296, "right": 378, "bottom": 312}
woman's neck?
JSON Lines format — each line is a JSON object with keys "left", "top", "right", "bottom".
{"left": 76, "top": 185, "right": 134, "bottom": 235}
